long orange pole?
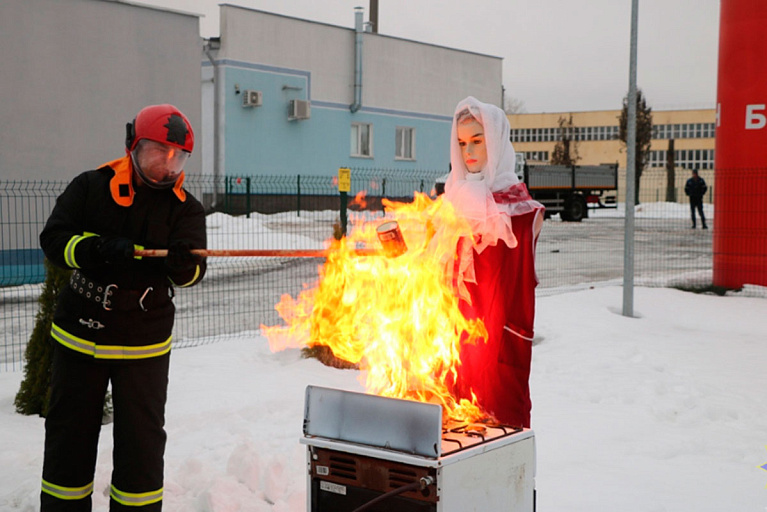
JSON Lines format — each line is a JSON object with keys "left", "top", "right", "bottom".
{"left": 134, "top": 248, "right": 381, "bottom": 258}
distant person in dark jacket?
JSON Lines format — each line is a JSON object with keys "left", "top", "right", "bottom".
{"left": 684, "top": 169, "right": 708, "bottom": 229}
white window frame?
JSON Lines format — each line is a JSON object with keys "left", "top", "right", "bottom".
{"left": 395, "top": 126, "right": 416, "bottom": 161}
{"left": 351, "top": 122, "right": 374, "bottom": 158}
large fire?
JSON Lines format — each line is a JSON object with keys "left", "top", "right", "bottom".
{"left": 261, "top": 192, "right": 491, "bottom": 422}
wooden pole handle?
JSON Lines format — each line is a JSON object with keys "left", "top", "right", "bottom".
{"left": 134, "top": 248, "right": 380, "bottom": 258}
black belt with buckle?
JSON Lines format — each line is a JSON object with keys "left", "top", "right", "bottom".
{"left": 69, "top": 270, "right": 173, "bottom": 312}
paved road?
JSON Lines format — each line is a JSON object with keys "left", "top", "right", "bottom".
{"left": 0, "top": 214, "right": 713, "bottom": 369}
{"left": 536, "top": 216, "right": 712, "bottom": 291}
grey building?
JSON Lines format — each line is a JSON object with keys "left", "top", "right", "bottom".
{"left": 1, "top": 1, "right": 503, "bottom": 285}
{"left": 0, "top": 0, "right": 201, "bottom": 285}
{"left": 1, "top": 0, "right": 202, "bottom": 181}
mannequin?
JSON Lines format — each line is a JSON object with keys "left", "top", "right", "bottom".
{"left": 445, "top": 96, "right": 544, "bottom": 427}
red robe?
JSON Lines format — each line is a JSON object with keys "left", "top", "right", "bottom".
{"left": 454, "top": 186, "right": 543, "bottom": 428}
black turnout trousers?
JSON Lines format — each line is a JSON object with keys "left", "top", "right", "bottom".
{"left": 41, "top": 343, "right": 170, "bottom": 512}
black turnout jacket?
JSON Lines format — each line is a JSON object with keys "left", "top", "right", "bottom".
{"left": 40, "top": 156, "right": 206, "bottom": 359}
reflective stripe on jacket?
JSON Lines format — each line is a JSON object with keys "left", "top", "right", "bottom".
{"left": 51, "top": 322, "right": 172, "bottom": 360}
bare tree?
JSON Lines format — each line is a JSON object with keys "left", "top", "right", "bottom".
{"left": 550, "top": 114, "right": 580, "bottom": 166}
{"left": 618, "top": 89, "right": 653, "bottom": 205}
{"left": 503, "top": 96, "right": 527, "bottom": 115}
{"left": 665, "top": 139, "right": 676, "bottom": 202}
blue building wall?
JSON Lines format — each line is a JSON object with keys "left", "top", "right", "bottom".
{"left": 219, "top": 60, "right": 452, "bottom": 179}
{"left": 0, "top": 248, "right": 45, "bottom": 286}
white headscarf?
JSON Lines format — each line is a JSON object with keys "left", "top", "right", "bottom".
{"left": 444, "top": 96, "right": 518, "bottom": 254}
{"left": 446, "top": 96, "right": 520, "bottom": 192}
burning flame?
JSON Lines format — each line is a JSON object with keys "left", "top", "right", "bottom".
{"left": 262, "top": 192, "right": 491, "bottom": 422}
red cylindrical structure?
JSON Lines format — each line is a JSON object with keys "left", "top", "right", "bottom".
{"left": 713, "top": 0, "right": 767, "bottom": 288}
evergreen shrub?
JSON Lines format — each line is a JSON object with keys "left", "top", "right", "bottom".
{"left": 15, "top": 259, "right": 70, "bottom": 416}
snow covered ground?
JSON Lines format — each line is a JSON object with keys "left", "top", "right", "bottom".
{"left": 1, "top": 284, "right": 766, "bottom": 511}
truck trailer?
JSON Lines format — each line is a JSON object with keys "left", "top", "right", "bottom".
{"left": 435, "top": 154, "right": 618, "bottom": 222}
{"left": 518, "top": 154, "right": 618, "bottom": 222}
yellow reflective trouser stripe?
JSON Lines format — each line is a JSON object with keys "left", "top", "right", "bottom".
{"left": 63, "top": 233, "right": 98, "bottom": 269}
{"left": 51, "top": 323, "right": 172, "bottom": 360}
{"left": 170, "top": 263, "right": 201, "bottom": 288}
{"left": 41, "top": 478, "right": 93, "bottom": 500}
{"left": 110, "top": 484, "right": 163, "bottom": 507}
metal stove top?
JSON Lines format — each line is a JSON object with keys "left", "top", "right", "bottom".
{"left": 440, "top": 421, "right": 523, "bottom": 456}
{"left": 301, "top": 386, "right": 531, "bottom": 467}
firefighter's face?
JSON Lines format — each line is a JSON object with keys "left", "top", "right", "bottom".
{"left": 457, "top": 119, "right": 487, "bottom": 174}
{"left": 134, "top": 139, "right": 189, "bottom": 185}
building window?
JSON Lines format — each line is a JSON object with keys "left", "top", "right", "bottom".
{"left": 351, "top": 123, "right": 373, "bottom": 157}
{"left": 648, "top": 148, "right": 714, "bottom": 169}
{"left": 523, "top": 151, "right": 549, "bottom": 162}
{"left": 395, "top": 126, "right": 415, "bottom": 160}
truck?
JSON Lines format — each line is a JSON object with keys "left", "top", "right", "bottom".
{"left": 514, "top": 154, "right": 618, "bottom": 222}
{"left": 435, "top": 154, "right": 618, "bottom": 222}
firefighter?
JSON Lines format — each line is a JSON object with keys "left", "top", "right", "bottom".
{"left": 38, "top": 104, "right": 207, "bottom": 511}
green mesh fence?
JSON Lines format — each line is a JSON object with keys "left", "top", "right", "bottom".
{"left": 2, "top": 167, "right": 750, "bottom": 371}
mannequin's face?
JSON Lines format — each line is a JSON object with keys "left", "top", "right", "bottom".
{"left": 457, "top": 119, "right": 487, "bottom": 174}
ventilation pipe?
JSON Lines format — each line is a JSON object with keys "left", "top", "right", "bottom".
{"left": 350, "top": 6, "right": 364, "bottom": 113}
{"left": 369, "top": 0, "right": 379, "bottom": 33}
{"left": 203, "top": 37, "right": 223, "bottom": 208}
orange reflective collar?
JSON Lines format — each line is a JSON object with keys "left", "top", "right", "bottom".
{"left": 173, "top": 173, "right": 187, "bottom": 202}
{"left": 103, "top": 155, "right": 186, "bottom": 206}
{"left": 105, "top": 156, "right": 134, "bottom": 207}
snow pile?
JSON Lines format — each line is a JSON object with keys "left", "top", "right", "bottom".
{"left": 1, "top": 286, "right": 766, "bottom": 511}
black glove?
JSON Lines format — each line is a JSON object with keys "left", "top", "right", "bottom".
{"left": 165, "top": 240, "right": 202, "bottom": 273}
{"left": 95, "top": 236, "right": 135, "bottom": 265}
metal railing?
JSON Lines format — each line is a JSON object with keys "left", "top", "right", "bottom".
{"left": 2, "top": 167, "right": 758, "bottom": 371}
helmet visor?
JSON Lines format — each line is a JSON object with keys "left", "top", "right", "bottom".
{"left": 133, "top": 139, "right": 190, "bottom": 186}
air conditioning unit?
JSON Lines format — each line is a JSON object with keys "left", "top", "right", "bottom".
{"left": 242, "top": 90, "right": 262, "bottom": 107}
{"left": 289, "top": 99, "right": 311, "bottom": 120}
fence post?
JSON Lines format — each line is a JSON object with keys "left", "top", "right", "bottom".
{"left": 224, "top": 176, "right": 230, "bottom": 214}
{"left": 420, "top": 178, "right": 424, "bottom": 193}
{"left": 338, "top": 168, "right": 350, "bottom": 236}
{"left": 297, "top": 175, "right": 301, "bottom": 217}
{"left": 246, "top": 177, "right": 251, "bottom": 219}
{"left": 381, "top": 177, "right": 386, "bottom": 214}
{"left": 340, "top": 191, "right": 348, "bottom": 236}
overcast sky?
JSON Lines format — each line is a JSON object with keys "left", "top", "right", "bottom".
{"left": 135, "top": 0, "right": 721, "bottom": 113}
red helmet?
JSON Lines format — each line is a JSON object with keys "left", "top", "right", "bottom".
{"left": 125, "top": 104, "right": 194, "bottom": 154}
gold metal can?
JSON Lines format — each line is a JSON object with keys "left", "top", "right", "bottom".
{"left": 376, "top": 221, "right": 407, "bottom": 258}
